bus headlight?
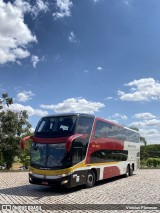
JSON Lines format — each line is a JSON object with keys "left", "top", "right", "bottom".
{"left": 29, "top": 171, "right": 33, "bottom": 175}
{"left": 61, "top": 180, "right": 69, "bottom": 185}
{"left": 58, "top": 172, "right": 72, "bottom": 177}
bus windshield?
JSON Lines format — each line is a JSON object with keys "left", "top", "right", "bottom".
{"left": 35, "top": 115, "right": 77, "bottom": 138}
{"left": 30, "top": 142, "right": 71, "bottom": 169}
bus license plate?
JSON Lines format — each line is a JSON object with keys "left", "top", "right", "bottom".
{"left": 42, "top": 181, "right": 48, "bottom": 185}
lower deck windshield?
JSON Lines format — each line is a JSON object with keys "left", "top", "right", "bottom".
{"left": 30, "top": 142, "right": 71, "bottom": 169}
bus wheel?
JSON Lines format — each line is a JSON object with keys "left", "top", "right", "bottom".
{"left": 85, "top": 170, "right": 95, "bottom": 188}
{"left": 129, "top": 165, "right": 133, "bottom": 176}
{"left": 125, "top": 166, "right": 129, "bottom": 177}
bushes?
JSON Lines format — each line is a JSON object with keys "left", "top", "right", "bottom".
{"left": 140, "top": 158, "right": 160, "bottom": 168}
{"left": 20, "top": 154, "right": 30, "bottom": 169}
{"left": 140, "top": 145, "right": 160, "bottom": 168}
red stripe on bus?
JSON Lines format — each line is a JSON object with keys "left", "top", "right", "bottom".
{"left": 103, "top": 166, "right": 120, "bottom": 179}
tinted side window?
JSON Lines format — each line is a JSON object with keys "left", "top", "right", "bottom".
{"left": 94, "top": 120, "right": 115, "bottom": 138}
{"left": 94, "top": 120, "right": 106, "bottom": 138}
{"left": 90, "top": 149, "right": 128, "bottom": 163}
{"left": 76, "top": 116, "right": 94, "bottom": 134}
{"left": 94, "top": 120, "right": 140, "bottom": 143}
{"left": 72, "top": 148, "right": 83, "bottom": 165}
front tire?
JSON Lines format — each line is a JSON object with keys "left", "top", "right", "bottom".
{"left": 85, "top": 170, "right": 95, "bottom": 188}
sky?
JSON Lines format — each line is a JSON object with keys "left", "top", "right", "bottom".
{"left": 0, "top": 0, "right": 160, "bottom": 144}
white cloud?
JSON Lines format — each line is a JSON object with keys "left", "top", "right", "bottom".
{"left": 112, "top": 113, "right": 128, "bottom": 120}
{"left": 12, "top": 48, "right": 30, "bottom": 58}
{"left": 140, "top": 129, "right": 160, "bottom": 138}
{"left": 0, "top": 0, "right": 37, "bottom": 64}
{"left": 134, "top": 113, "right": 156, "bottom": 120}
{"left": 108, "top": 119, "right": 118, "bottom": 124}
{"left": 36, "top": 0, "right": 48, "bottom": 11}
{"left": 7, "top": 103, "right": 48, "bottom": 117}
{"left": 97, "top": 66, "right": 103, "bottom": 71}
{"left": 0, "top": 0, "right": 49, "bottom": 65}
{"left": 15, "top": 0, "right": 49, "bottom": 16}
{"left": 118, "top": 78, "right": 160, "bottom": 101}
{"left": 53, "top": 0, "right": 73, "bottom": 19}
{"left": 14, "top": 0, "right": 32, "bottom": 13}
{"left": 139, "top": 128, "right": 160, "bottom": 144}
{"left": 31, "top": 55, "right": 46, "bottom": 68}
{"left": 105, "top": 97, "right": 113, "bottom": 100}
{"left": 31, "top": 55, "right": 40, "bottom": 68}
{"left": 68, "top": 31, "right": 77, "bottom": 43}
{"left": 130, "top": 119, "right": 160, "bottom": 128}
{"left": 107, "top": 113, "right": 127, "bottom": 124}
{"left": 130, "top": 112, "right": 160, "bottom": 144}
{"left": 40, "top": 98, "right": 105, "bottom": 114}
{"left": 17, "top": 91, "right": 35, "bottom": 102}
{"left": 32, "top": 0, "right": 49, "bottom": 17}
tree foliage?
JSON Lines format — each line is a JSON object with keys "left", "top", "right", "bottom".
{"left": 0, "top": 93, "right": 31, "bottom": 169}
{"left": 140, "top": 144, "right": 160, "bottom": 160}
{"left": 0, "top": 93, "right": 13, "bottom": 109}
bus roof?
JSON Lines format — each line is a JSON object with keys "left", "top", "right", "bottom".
{"left": 124, "top": 126, "right": 139, "bottom": 134}
{"left": 41, "top": 113, "right": 139, "bottom": 134}
{"left": 42, "top": 113, "right": 95, "bottom": 119}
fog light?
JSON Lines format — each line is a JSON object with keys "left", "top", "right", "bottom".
{"left": 61, "top": 180, "right": 68, "bottom": 185}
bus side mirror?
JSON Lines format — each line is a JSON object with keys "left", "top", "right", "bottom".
{"left": 20, "top": 136, "right": 32, "bottom": 151}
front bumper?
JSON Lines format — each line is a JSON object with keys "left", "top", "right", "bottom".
{"left": 29, "top": 173, "right": 72, "bottom": 188}
{"left": 29, "top": 168, "right": 88, "bottom": 188}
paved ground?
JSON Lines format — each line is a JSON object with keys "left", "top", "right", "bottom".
{"left": 0, "top": 169, "right": 160, "bottom": 212}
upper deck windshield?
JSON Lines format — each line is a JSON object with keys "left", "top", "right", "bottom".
{"left": 35, "top": 115, "right": 77, "bottom": 138}
{"left": 35, "top": 115, "right": 94, "bottom": 138}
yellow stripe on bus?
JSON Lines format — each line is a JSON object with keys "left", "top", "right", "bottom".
{"left": 29, "top": 161, "right": 119, "bottom": 176}
{"left": 29, "top": 161, "right": 86, "bottom": 175}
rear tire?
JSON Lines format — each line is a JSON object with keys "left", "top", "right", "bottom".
{"left": 129, "top": 165, "right": 133, "bottom": 176}
{"left": 85, "top": 170, "right": 95, "bottom": 188}
{"left": 125, "top": 165, "right": 129, "bottom": 177}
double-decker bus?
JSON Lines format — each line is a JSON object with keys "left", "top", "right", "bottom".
{"left": 21, "top": 113, "right": 140, "bottom": 188}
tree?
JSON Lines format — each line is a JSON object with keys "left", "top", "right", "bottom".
{"left": 140, "top": 136, "right": 147, "bottom": 146}
{"left": 141, "top": 144, "right": 160, "bottom": 160}
{"left": 0, "top": 93, "right": 31, "bottom": 169}
{"left": 129, "top": 126, "right": 147, "bottom": 146}
{"left": 0, "top": 93, "right": 13, "bottom": 109}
